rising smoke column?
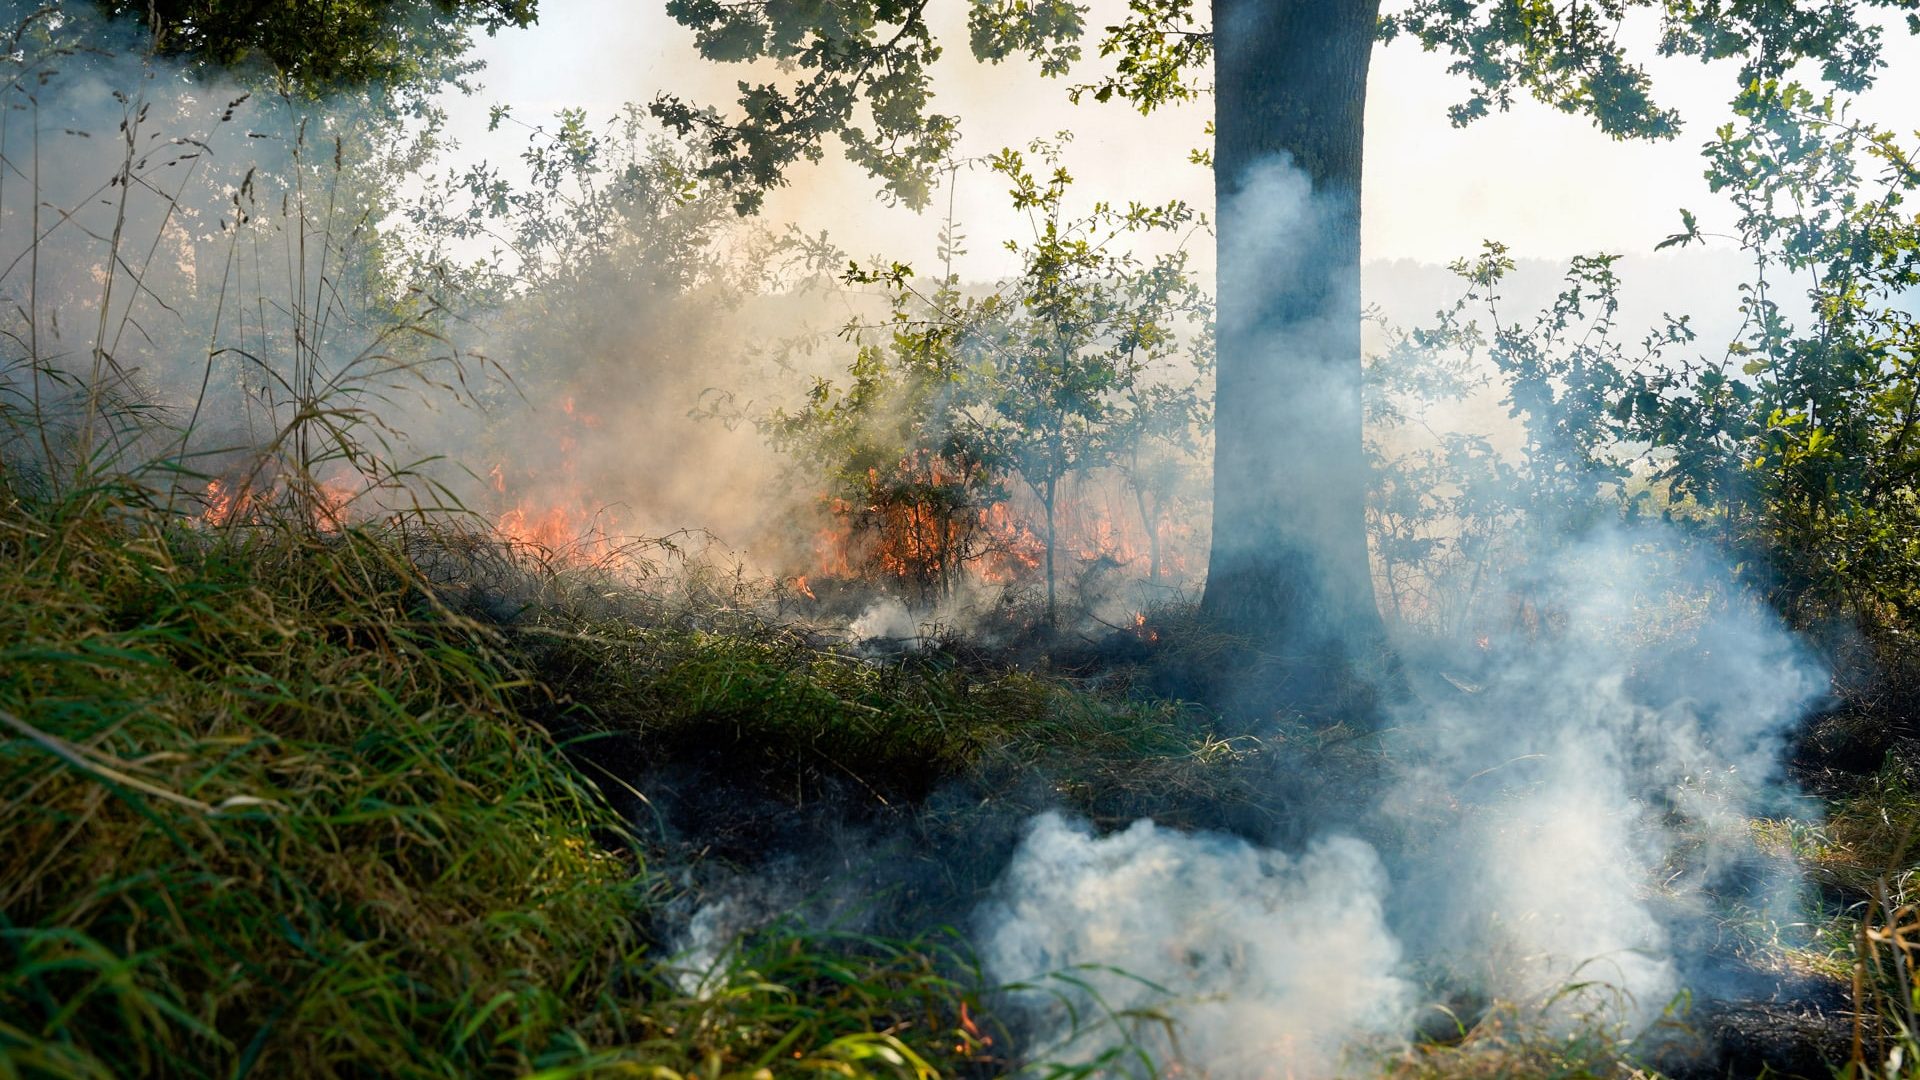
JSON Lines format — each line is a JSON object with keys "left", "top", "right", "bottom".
{"left": 975, "top": 147, "right": 1828, "bottom": 1072}
{"left": 979, "top": 523, "right": 1825, "bottom": 1074}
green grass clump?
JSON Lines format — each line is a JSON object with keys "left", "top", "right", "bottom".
{"left": 0, "top": 481, "right": 633, "bottom": 1076}
{"left": 0, "top": 477, "right": 981, "bottom": 1079}
{"left": 506, "top": 592, "right": 1271, "bottom": 829}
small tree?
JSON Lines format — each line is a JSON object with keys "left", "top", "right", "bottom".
{"left": 403, "top": 104, "right": 772, "bottom": 551}
{"left": 961, "top": 142, "right": 1207, "bottom": 621}
{"left": 656, "top": 0, "right": 1920, "bottom": 713}
{"left": 1631, "top": 81, "right": 1920, "bottom": 620}
{"left": 765, "top": 142, "right": 1211, "bottom": 620}
{"left": 1367, "top": 75, "right": 1920, "bottom": 633}
{"left": 763, "top": 280, "right": 1005, "bottom": 600}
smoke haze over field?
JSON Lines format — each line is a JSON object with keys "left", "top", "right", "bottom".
{"left": 961, "top": 154, "right": 1828, "bottom": 1074}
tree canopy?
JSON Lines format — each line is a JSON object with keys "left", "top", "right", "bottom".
{"left": 89, "top": 0, "right": 538, "bottom": 95}
{"left": 653, "top": 0, "right": 1920, "bottom": 210}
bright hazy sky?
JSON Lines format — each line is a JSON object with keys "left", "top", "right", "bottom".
{"left": 444, "top": 2, "right": 1920, "bottom": 278}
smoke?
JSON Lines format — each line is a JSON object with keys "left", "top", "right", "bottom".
{"left": 980, "top": 814, "right": 1410, "bottom": 1078}
{"left": 973, "top": 152, "right": 1828, "bottom": 1074}
{"left": 1207, "top": 152, "right": 1379, "bottom": 657}
{"left": 976, "top": 525, "right": 1822, "bottom": 1071}
{"left": 0, "top": 11, "right": 249, "bottom": 467}
{"left": 0, "top": 4, "right": 834, "bottom": 562}
{"left": 671, "top": 896, "right": 738, "bottom": 997}
{"left": 8, "top": 17, "right": 1839, "bottom": 1074}
{"left": 0, "top": 4, "right": 512, "bottom": 515}
{"left": 1392, "top": 527, "right": 1821, "bottom": 1007}
{"left": 849, "top": 598, "right": 923, "bottom": 643}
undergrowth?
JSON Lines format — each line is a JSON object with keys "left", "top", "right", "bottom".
{"left": 0, "top": 474, "right": 998, "bottom": 1079}
{"left": 508, "top": 588, "right": 1270, "bottom": 820}
{"left": 11, "top": 472, "right": 1857, "bottom": 1077}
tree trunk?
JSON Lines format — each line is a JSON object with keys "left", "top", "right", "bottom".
{"left": 1201, "top": 0, "right": 1393, "bottom": 708}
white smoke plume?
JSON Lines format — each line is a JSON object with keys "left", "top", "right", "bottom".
{"left": 979, "top": 525, "right": 1823, "bottom": 1072}
{"left": 981, "top": 813, "right": 1410, "bottom": 1078}
{"left": 975, "top": 153, "right": 1829, "bottom": 1074}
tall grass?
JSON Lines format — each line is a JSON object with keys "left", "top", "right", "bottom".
{"left": 0, "top": 494, "right": 631, "bottom": 1076}
{"left": 0, "top": 18, "right": 998, "bottom": 1076}
{"left": 0, "top": 479, "right": 1031, "bottom": 1077}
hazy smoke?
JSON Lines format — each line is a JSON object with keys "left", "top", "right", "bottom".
{"left": 974, "top": 153, "right": 1826, "bottom": 1073}
{"left": 978, "top": 524, "right": 1821, "bottom": 1070}
{"left": 0, "top": 5, "right": 500, "bottom": 510}
{"left": 9, "top": 17, "right": 1832, "bottom": 1076}
{"left": 0, "top": 5, "right": 817, "bottom": 557}
{"left": 980, "top": 813, "right": 1410, "bottom": 1078}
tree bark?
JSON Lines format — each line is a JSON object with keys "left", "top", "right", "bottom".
{"left": 1201, "top": 0, "right": 1392, "bottom": 708}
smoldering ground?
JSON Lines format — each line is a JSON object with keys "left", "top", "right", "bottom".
{"left": 651, "top": 159, "right": 1844, "bottom": 1078}
{"left": 649, "top": 521, "right": 1834, "bottom": 1077}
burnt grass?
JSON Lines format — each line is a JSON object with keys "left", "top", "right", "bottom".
{"left": 449, "top": 563, "right": 1918, "bottom": 1080}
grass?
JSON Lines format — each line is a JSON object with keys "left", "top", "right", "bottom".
{"left": 0, "top": 83, "right": 1899, "bottom": 1071}
{"left": 1381, "top": 1001, "right": 1659, "bottom": 1080}
{"left": 20, "top": 470, "right": 1877, "bottom": 1078}
{"left": 0, "top": 453, "right": 1310, "bottom": 1079}
{"left": 0, "top": 29, "right": 1647, "bottom": 1074}
{"left": 0, "top": 470, "right": 1015, "bottom": 1079}
{"left": 436, "top": 537, "right": 1277, "bottom": 823}
{"left": 28, "top": 480, "right": 1920, "bottom": 1080}
{"left": 1796, "top": 756, "right": 1920, "bottom": 1077}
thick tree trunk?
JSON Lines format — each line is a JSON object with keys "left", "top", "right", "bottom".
{"left": 1201, "top": 0, "right": 1393, "bottom": 708}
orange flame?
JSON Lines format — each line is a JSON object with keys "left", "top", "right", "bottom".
{"left": 196, "top": 474, "right": 360, "bottom": 532}
{"left": 803, "top": 465, "right": 1204, "bottom": 592}
{"left": 200, "top": 478, "right": 243, "bottom": 527}
{"left": 486, "top": 392, "right": 626, "bottom": 560}
{"left": 495, "top": 497, "right": 622, "bottom": 557}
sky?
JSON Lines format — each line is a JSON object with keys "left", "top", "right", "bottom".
{"left": 440, "top": 2, "right": 1920, "bottom": 304}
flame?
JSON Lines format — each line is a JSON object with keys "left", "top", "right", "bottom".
{"left": 975, "top": 502, "right": 1044, "bottom": 583}
{"left": 494, "top": 497, "right": 621, "bottom": 557}
{"left": 803, "top": 464, "right": 1205, "bottom": 592}
{"left": 200, "top": 478, "right": 243, "bottom": 527}
{"left": 486, "top": 392, "right": 627, "bottom": 559}
{"left": 310, "top": 478, "right": 356, "bottom": 530}
{"left": 802, "top": 450, "right": 994, "bottom": 591}
{"left": 196, "top": 474, "right": 360, "bottom": 532}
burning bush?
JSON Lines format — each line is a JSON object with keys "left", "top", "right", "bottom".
{"left": 762, "top": 140, "right": 1213, "bottom": 622}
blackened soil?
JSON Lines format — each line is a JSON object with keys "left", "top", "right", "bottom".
{"left": 1657, "top": 992, "right": 1854, "bottom": 1079}
{"left": 536, "top": 616, "right": 1883, "bottom": 1077}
